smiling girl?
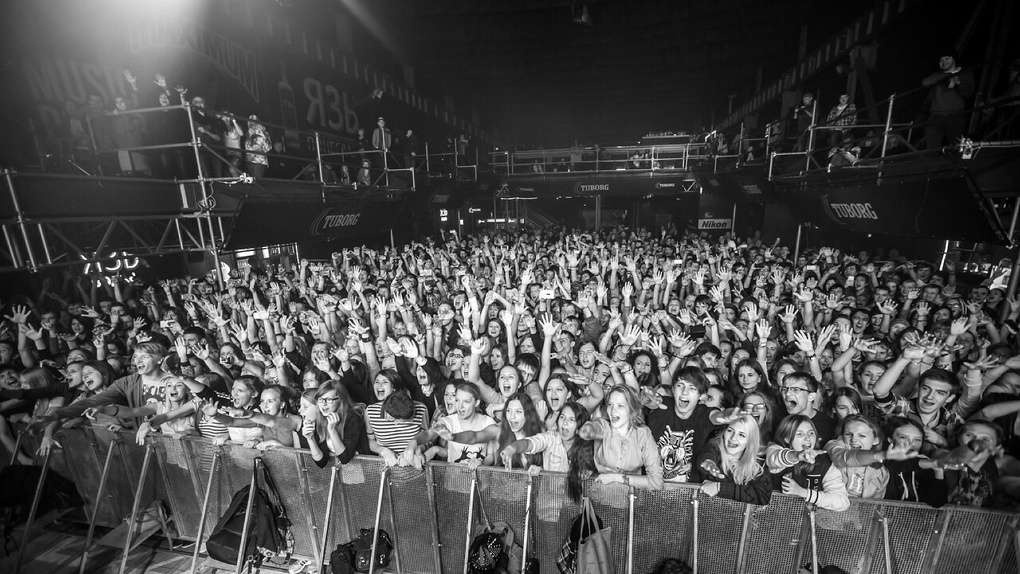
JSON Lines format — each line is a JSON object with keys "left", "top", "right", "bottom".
{"left": 578, "top": 385, "right": 663, "bottom": 490}
{"left": 766, "top": 415, "right": 849, "bottom": 511}
{"left": 695, "top": 414, "right": 771, "bottom": 504}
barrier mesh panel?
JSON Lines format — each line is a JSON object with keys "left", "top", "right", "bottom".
{"left": 153, "top": 436, "right": 203, "bottom": 540}
{"left": 813, "top": 500, "right": 877, "bottom": 574}
{"left": 587, "top": 480, "right": 631, "bottom": 574}
{"left": 93, "top": 428, "right": 138, "bottom": 524}
{"left": 388, "top": 466, "right": 439, "bottom": 574}
{"left": 632, "top": 485, "right": 696, "bottom": 574}
{"left": 865, "top": 501, "right": 939, "bottom": 574}
{"left": 532, "top": 473, "right": 582, "bottom": 574}
{"left": 26, "top": 428, "right": 1020, "bottom": 574}
{"left": 260, "top": 449, "right": 316, "bottom": 559}
{"left": 299, "top": 454, "right": 349, "bottom": 558}
{"left": 1000, "top": 523, "right": 1019, "bottom": 574}
{"left": 433, "top": 463, "right": 474, "bottom": 574}
{"left": 938, "top": 508, "right": 1012, "bottom": 574}
{"left": 58, "top": 428, "right": 120, "bottom": 526}
{"left": 695, "top": 495, "right": 745, "bottom": 574}
{"left": 118, "top": 437, "right": 170, "bottom": 532}
{"left": 743, "top": 493, "right": 805, "bottom": 574}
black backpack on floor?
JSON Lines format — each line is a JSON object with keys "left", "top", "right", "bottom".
{"left": 329, "top": 528, "right": 393, "bottom": 574}
{"left": 206, "top": 458, "right": 292, "bottom": 567}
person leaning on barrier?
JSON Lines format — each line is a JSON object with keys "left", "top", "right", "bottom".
{"left": 695, "top": 414, "right": 771, "bottom": 504}
{"left": 766, "top": 414, "right": 849, "bottom": 511}
{"left": 28, "top": 341, "right": 172, "bottom": 433}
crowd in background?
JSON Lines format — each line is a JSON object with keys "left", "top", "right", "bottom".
{"left": 1, "top": 225, "right": 1017, "bottom": 511}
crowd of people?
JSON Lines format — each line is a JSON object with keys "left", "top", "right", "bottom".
{"left": 0, "top": 225, "right": 1016, "bottom": 512}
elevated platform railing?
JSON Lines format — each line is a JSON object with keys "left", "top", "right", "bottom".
{"left": 492, "top": 143, "right": 712, "bottom": 177}
{"left": 7, "top": 427, "right": 1020, "bottom": 574}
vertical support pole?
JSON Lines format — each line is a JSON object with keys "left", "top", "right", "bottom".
{"left": 185, "top": 103, "right": 223, "bottom": 291}
{"left": 232, "top": 458, "right": 260, "bottom": 574}
{"left": 595, "top": 194, "right": 602, "bottom": 230}
{"left": 190, "top": 448, "right": 220, "bottom": 574}
{"left": 79, "top": 437, "right": 120, "bottom": 574}
{"left": 731, "top": 203, "right": 738, "bottom": 238}
{"left": 793, "top": 224, "right": 803, "bottom": 263}
{"left": 462, "top": 473, "right": 478, "bottom": 574}
{"left": 805, "top": 98, "right": 819, "bottom": 172}
{"left": 919, "top": 510, "right": 951, "bottom": 574}
{"left": 390, "top": 228, "right": 396, "bottom": 251}
{"left": 36, "top": 223, "right": 52, "bottom": 265}
{"left": 881, "top": 94, "right": 896, "bottom": 159}
{"left": 367, "top": 467, "right": 390, "bottom": 574}
{"left": 521, "top": 475, "right": 534, "bottom": 569}
{"left": 1007, "top": 238, "right": 1020, "bottom": 303}
{"left": 626, "top": 485, "right": 636, "bottom": 574}
{"left": 424, "top": 465, "right": 444, "bottom": 574}
{"left": 3, "top": 224, "right": 21, "bottom": 268}
{"left": 690, "top": 497, "right": 699, "bottom": 574}
{"left": 317, "top": 464, "right": 339, "bottom": 572}
{"left": 879, "top": 509, "right": 892, "bottom": 574}
{"left": 425, "top": 142, "right": 431, "bottom": 173}
{"left": 118, "top": 444, "right": 154, "bottom": 574}
{"left": 14, "top": 447, "right": 53, "bottom": 574}
{"left": 4, "top": 170, "right": 37, "bottom": 272}
{"left": 315, "top": 132, "right": 325, "bottom": 184}
{"left": 733, "top": 504, "right": 754, "bottom": 574}
{"left": 295, "top": 453, "right": 321, "bottom": 565}
{"left": 809, "top": 507, "right": 819, "bottom": 574}
{"left": 384, "top": 471, "right": 402, "bottom": 574}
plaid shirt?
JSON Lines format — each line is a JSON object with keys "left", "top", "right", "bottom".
{"left": 827, "top": 103, "right": 857, "bottom": 128}
{"left": 875, "top": 393, "right": 965, "bottom": 454}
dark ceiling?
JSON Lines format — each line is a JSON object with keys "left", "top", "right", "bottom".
{"left": 350, "top": 1, "right": 998, "bottom": 147}
{"left": 357, "top": 0, "right": 867, "bottom": 146}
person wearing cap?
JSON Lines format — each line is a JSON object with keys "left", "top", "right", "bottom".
{"left": 922, "top": 49, "right": 975, "bottom": 150}
{"left": 372, "top": 116, "right": 392, "bottom": 152}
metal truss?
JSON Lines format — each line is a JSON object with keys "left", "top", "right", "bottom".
{"left": 0, "top": 213, "right": 230, "bottom": 273}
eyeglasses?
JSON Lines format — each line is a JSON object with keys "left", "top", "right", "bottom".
{"left": 316, "top": 396, "right": 339, "bottom": 406}
{"left": 744, "top": 403, "right": 768, "bottom": 411}
{"left": 780, "top": 387, "right": 810, "bottom": 395}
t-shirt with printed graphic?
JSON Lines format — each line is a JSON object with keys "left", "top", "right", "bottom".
{"left": 438, "top": 413, "right": 497, "bottom": 464}
{"left": 646, "top": 401, "right": 716, "bottom": 482}
{"left": 140, "top": 378, "right": 168, "bottom": 419}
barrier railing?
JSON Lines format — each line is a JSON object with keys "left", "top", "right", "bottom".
{"left": 9, "top": 427, "right": 1020, "bottom": 574}
{"left": 491, "top": 143, "right": 712, "bottom": 176}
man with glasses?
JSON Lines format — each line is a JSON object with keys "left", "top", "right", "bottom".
{"left": 780, "top": 371, "right": 836, "bottom": 443}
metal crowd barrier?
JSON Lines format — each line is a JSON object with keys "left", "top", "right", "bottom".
{"left": 11, "top": 426, "right": 1020, "bottom": 574}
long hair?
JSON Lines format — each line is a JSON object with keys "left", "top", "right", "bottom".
{"left": 829, "top": 386, "right": 866, "bottom": 420}
{"left": 498, "top": 392, "right": 545, "bottom": 469}
{"left": 627, "top": 349, "right": 660, "bottom": 387}
{"left": 82, "top": 360, "right": 117, "bottom": 392}
{"left": 563, "top": 402, "right": 596, "bottom": 503}
{"left": 20, "top": 367, "right": 57, "bottom": 390}
{"left": 731, "top": 359, "right": 770, "bottom": 397}
{"left": 606, "top": 385, "right": 646, "bottom": 428}
{"left": 315, "top": 380, "right": 354, "bottom": 439}
{"left": 716, "top": 415, "right": 763, "bottom": 485}
{"left": 774, "top": 414, "right": 820, "bottom": 477}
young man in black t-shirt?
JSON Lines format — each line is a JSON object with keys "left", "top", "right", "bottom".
{"left": 646, "top": 367, "right": 718, "bottom": 482}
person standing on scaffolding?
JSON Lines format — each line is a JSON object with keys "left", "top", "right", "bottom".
{"left": 922, "top": 49, "right": 975, "bottom": 150}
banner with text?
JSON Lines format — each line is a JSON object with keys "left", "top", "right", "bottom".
{"left": 226, "top": 198, "right": 407, "bottom": 249}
